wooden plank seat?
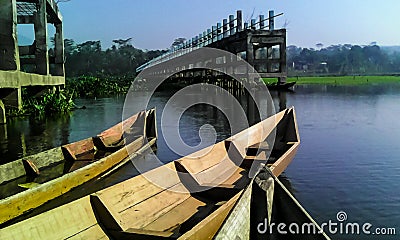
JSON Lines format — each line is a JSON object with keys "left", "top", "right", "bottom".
{"left": 61, "top": 111, "right": 147, "bottom": 162}
{"left": 90, "top": 158, "right": 243, "bottom": 239}
{"left": 93, "top": 111, "right": 146, "bottom": 150}
{"left": 245, "top": 141, "right": 270, "bottom": 156}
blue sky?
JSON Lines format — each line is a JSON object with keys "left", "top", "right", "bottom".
{"left": 19, "top": 0, "right": 400, "bottom": 50}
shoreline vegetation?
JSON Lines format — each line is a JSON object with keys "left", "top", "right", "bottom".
{"left": 263, "top": 75, "right": 400, "bottom": 85}
{"left": 6, "top": 74, "right": 400, "bottom": 119}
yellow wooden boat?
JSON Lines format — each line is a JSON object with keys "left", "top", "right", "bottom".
{"left": 0, "top": 108, "right": 157, "bottom": 225}
{"left": 0, "top": 107, "right": 299, "bottom": 239}
{"left": 215, "top": 167, "right": 331, "bottom": 240}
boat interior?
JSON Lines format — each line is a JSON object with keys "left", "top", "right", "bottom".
{"left": 0, "top": 109, "right": 156, "bottom": 199}
{"left": 93, "top": 108, "right": 297, "bottom": 239}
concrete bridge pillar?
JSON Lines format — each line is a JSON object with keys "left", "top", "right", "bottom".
{"left": 0, "top": 0, "right": 20, "bottom": 71}
{"left": 34, "top": 0, "right": 49, "bottom": 75}
{"left": 54, "top": 23, "right": 65, "bottom": 76}
{"left": 2, "top": 87, "right": 22, "bottom": 110}
{"left": 0, "top": 100, "right": 6, "bottom": 124}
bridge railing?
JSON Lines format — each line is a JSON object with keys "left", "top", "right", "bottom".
{"left": 136, "top": 10, "right": 282, "bottom": 72}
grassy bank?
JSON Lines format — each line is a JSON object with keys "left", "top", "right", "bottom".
{"left": 263, "top": 76, "right": 400, "bottom": 85}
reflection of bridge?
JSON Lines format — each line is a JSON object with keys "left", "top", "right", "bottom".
{"left": 136, "top": 10, "right": 286, "bottom": 84}
{"left": 0, "top": 0, "right": 65, "bottom": 123}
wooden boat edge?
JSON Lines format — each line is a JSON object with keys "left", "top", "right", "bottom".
{"left": 0, "top": 109, "right": 157, "bottom": 225}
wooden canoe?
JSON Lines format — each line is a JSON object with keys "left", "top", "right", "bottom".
{"left": 214, "top": 167, "right": 331, "bottom": 240}
{"left": 0, "top": 107, "right": 299, "bottom": 239}
{"left": 0, "top": 108, "right": 157, "bottom": 225}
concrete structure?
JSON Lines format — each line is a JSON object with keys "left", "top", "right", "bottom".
{"left": 0, "top": 0, "right": 65, "bottom": 124}
{"left": 136, "top": 10, "right": 286, "bottom": 84}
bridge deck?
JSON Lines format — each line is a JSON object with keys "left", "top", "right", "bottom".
{"left": 136, "top": 10, "right": 286, "bottom": 83}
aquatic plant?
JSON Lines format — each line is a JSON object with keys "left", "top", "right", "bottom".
{"left": 66, "top": 75, "right": 133, "bottom": 98}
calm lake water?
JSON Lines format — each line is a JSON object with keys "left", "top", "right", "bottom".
{"left": 1, "top": 83, "right": 399, "bottom": 239}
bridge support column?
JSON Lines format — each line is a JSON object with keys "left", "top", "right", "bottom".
{"left": 54, "top": 23, "right": 65, "bottom": 76}
{"left": 34, "top": 0, "right": 49, "bottom": 75}
{"left": 0, "top": 100, "right": 6, "bottom": 124}
{"left": 0, "top": 0, "right": 20, "bottom": 71}
{"left": 2, "top": 87, "right": 22, "bottom": 110}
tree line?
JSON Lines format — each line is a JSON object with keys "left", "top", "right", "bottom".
{"left": 61, "top": 38, "right": 400, "bottom": 77}
{"left": 62, "top": 38, "right": 167, "bottom": 77}
{"left": 287, "top": 44, "right": 400, "bottom": 76}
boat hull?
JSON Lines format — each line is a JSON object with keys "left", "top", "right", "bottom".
{"left": 0, "top": 108, "right": 301, "bottom": 239}
{"left": 0, "top": 109, "right": 157, "bottom": 225}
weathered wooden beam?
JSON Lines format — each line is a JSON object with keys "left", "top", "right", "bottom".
{"left": 0, "top": 0, "right": 20, "bottom": 71}
{"left": 34, "top": 0, "right": 49, "bottom": 75}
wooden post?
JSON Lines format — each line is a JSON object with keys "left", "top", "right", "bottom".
{"left": 269, "top": 10, "right": 275, "bottom": 30}
{"left": 260, "top": 15, "right": 265, "bottom": 29}
{"left": 34, "top": 0, "right": 49, "bottom": 75}
{"left": 244, "top": 22, "right": 249, "bottom": 29}
{"left": 0, "top": 0, "right": 20, "bottom": 71}
{"left": 236, "top": 10, "right": 242, "bottom": 32}
{"left": 217, "top": 23, "right": 222, "bottom": 41}
{"left": 229, "top": 15, "right": 235, "bottom": 35}
{"left": 54, "top": 23, "right": 65, "bottom": 76}
{"left": 223, "top": 19, "right": 228, "bottom": 38}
